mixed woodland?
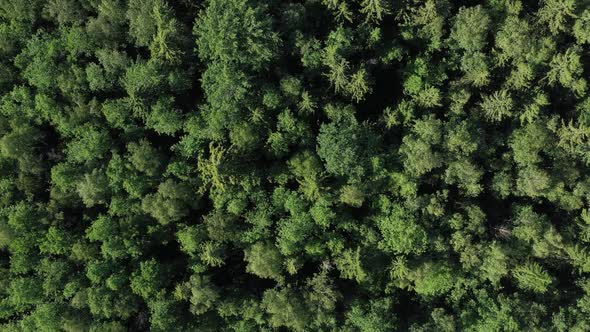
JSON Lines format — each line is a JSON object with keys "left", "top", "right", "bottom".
{"left": 2, "top": 0, "right": 590, "bottom": 330}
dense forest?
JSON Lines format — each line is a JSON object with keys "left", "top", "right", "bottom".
{"left": 2, "top": 0, "right": 590, "bottom": 330}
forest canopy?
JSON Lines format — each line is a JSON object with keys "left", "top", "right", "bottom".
{"left": 2, "top": 0, "right": 590, "bottom": 331}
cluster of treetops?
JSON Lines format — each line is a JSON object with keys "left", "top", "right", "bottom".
{"left": 2, "top": 0, "right": 590, "bottom": 330}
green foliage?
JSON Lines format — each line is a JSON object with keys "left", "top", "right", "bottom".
{"left": 244, "top": 242, "right": 284, "bottom": 281}
{"left": 377, "top": 205, "right": 428, "bottom": 255}
{"left": 1, "top": 1, "right": 589, "bottom": 330}
{"left": 460, "top": 52, "right": 490, "bottom": 87}
{"left": 131, "top": 259, "right": 165, "bottom": 299}
{"left": 574, "top": 10, "right": 590, "bottom": 44}
{"left": 289, "top": 150, "right": 325, "bottom": 200}
{"left": 77, "top": 168, "right": 110, "bottom": 207}
{"left": 360, "top": 0, "right": 390, "bottom": 23}
{"left": 445, "top": 159, "right": 483, "bottom": 196}
{"left": 40, "top": 227, "right": 73, "bottom": 255}
{"left": 344, "top": 298, "right": 396, "bottom": 332}
{"left": 399, "top": 116, "right": 443, "bottom": 176}
{"left": 412, "top": 262, "right": 454, "bottom": 296}
{"left": 511, "top": 120, "right": 551, "bottom": 166}
{"left": 480, "top": 90, "right": 513, "bottom": 122}
{"left": 513, "top": 262, "right": 553, "bottom": 293}
{"left": 66, "top": 126, "right": 112, "bottom": 163}
{"left": 141, "top": 179, "right": 196, "bottom": 224}
{"left": 174, "top": 274, "right": 219, "bottom": 315}
{"left": 86, "top": 285, "right": 139, "bottom": 319}
{"left": 480, "top": 243, "right": 509, "bottom": 285}
{"left": 450, "top": 6, "right": 490, "bottom": 52}
{"left": 147, "top": 97, "right": 183, "bottom": 135}
{"left": 547, "top": 48, "right": 587, "bottom": 96}
{"left": 128, "top": 140, "right": 165, "bottom": 176}
{"left": 122, "top": 60, "right": 166, "bottom": 99}
{"left": 262, "top": 287, "right": 310, "bottom": 331}
{"left": 400, "top": 0, "right": 449, "bottom": 50}
{"left": 317, "top": 119, "right": 378, "bottom": 182}
{"left": 9, "top": 277, "right": 43, "bottom": 311}
{"left": 194, "top": 0, "right": 279, "bottom": 70}
{"left": 537, "top": 0, "right": 576, "bottom": 35}
{"left": 14, "top": 33, "right": 62, "bottom": 91}
{"left": 495, "top": 16, "right": 542, "bottom": 65}
{"left": 335, "top": 247, "right": 367, "bottom": 283}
